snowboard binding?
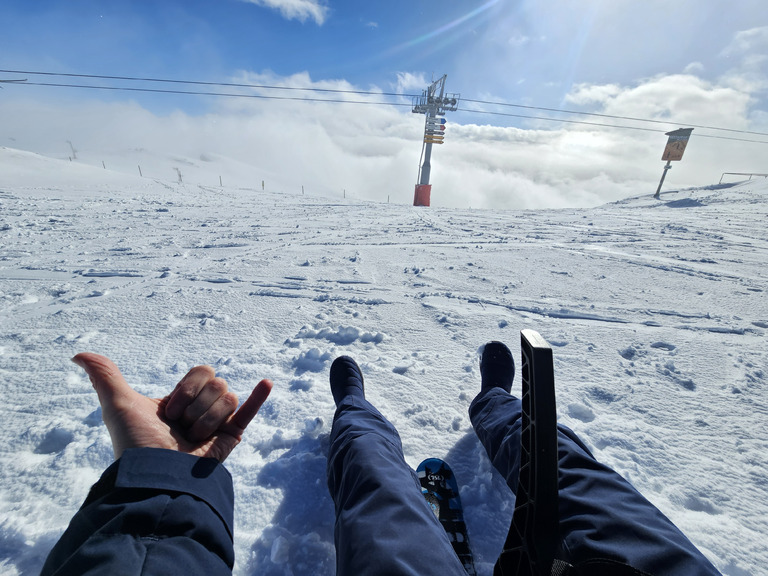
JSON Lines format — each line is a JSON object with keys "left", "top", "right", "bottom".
{"left": 418, "top": 458, "right": 478, "bottom": 576}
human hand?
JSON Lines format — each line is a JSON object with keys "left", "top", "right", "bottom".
{"left": 73, "top": 352, "right": 272, "bottom": 462}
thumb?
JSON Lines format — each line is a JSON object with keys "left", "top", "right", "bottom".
{"left": 72, "top": 352, "right": 136, "bottom": 412}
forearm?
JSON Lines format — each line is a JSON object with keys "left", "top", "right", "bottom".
{"left": 42, "top": 448, "right": 236, "bottom": 576}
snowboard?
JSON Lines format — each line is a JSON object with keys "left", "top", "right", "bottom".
{"left": 417, "top": 457, "right": 477, "bottom": 576}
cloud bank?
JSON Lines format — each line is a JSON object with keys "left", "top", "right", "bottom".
{"left": 1, "top": 60, "right": 765, "bottom": 210}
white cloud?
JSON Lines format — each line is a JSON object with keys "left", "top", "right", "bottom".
{"left": 565, "top": 84, "right": 623, "bottom": 106}
{"left": 508, "top": 31, "right": 530, "bottom": 47}
{"left": 719, "top": 27, "right": 768, "bottom": 93}
{"left": 721, "top": 26, "right": 768, "bottom": 58}
{"left": 239, "top": 0, "right": 328, "bottom": 25}
{"left": 229, "top": 69, "right": 361, "bottom": 94}
{"left": 393, "top": 72, "right": 428, "bottom": 94}
{"left": 567, "top": 74, "right": 754, "bottom": 132}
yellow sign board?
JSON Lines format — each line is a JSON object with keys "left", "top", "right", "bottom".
{"left": 661, "top": 128, "right": 693, "bottom": 161}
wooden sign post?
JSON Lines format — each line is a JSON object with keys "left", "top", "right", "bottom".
{"left": 654, "top": 128, "right": 693, "bottom": 199}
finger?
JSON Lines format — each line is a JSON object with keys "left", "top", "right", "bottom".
{"left": 179, "top": 377, "right": 230, "bottom": 426}
{"left": 186, "top": 392, "right": 239, "bottom": 443}
{"left": 72, "top": 353, "right": 137, "bottom": 412}
{"left": 164, "top": 365, "right": 217, "bottom": 421}
{"left": 208, "top": 380, "right": 273, "bottom": 463}
{"left": 229, "top": 379, "right": 273, "bottom": 434}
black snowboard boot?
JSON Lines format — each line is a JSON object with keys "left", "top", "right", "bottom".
{"left": 330, "top": 355, "right": 365, "bottom": 406}
{"left": 480, "top": 341, "right": 515, "bottom": 393}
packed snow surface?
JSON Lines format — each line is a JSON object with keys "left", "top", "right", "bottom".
{"left": 1, "top": 147, "right": 766, "bottom": 575}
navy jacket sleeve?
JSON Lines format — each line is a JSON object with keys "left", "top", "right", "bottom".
{"left": 41, "top": 448, "right": 235, "bottom": 576}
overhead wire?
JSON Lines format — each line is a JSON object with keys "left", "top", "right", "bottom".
{"left": 456, "top": 107, "right": 768, "bottom": 144}
{"left": 0, "top": 68, "right": 410, "bottom": 97}
{"left": 16, "top": 81, "right": 414, "bottom": 108}
{"left": 2, "top": 69, "right": 767, "bottom": 144}
{"left": 460, "top": 97, "right": 768, "bottom": 138}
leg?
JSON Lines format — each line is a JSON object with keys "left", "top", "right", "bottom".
{"left": 326, "top": 358, "right": 466, "bottom": 576}
{"left": 470, "top": 386, "right": 721, "bottom": 576}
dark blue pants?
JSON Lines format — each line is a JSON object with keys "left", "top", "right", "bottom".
{"left": 470, "top": 388, "right": 721, "bottom": 576}
{"left": 327, "top": 389, "right": 721, "bottom": 576}
{"left": 327, "top": 395, "right": 468, "bottom": 575}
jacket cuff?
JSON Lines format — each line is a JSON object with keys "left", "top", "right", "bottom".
{"left": 87, "top": 448, "right": 235, "bottom": 536}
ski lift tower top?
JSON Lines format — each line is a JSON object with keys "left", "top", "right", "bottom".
{"left": 412, "top": 74, "right": 459, "bottom": 116}
{"left": 411, "top": 75, "right": 459, "bottom": 206}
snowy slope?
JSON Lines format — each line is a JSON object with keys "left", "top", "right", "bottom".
{"left": 1, "top": 147, "right": 766, "bottom": 575}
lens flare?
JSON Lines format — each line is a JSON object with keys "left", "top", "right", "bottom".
{"left": 386, "top": 0, "right": 501, "bottom": 57}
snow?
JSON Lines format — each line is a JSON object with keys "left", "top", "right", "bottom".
{"left": 1, "top": 146, "right": 766, "bottom": 575}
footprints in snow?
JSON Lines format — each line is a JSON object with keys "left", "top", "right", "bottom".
{"left": 283, "top": 322, "right": 386, "bottom": 391}
{"left": 618, "top": 340, "right": 695, "bottom": 391}
{"left": 32, "top": 426, "right": 75, "bottom": 455}
{"left": 279, "top": 318, "right": 467, "bottom": 435}
{"left": 567, "top": 339, "right": 698, "bottom": 426}
{"left": 291, "top": 349, "right": 333, "bottom": 376}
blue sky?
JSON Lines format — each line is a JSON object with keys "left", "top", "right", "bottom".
{"left": 1, "top": 0, "right": 767, "bottom": 208}
{"left": 4, "top": 0, "right": 765, "bottom": 117}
